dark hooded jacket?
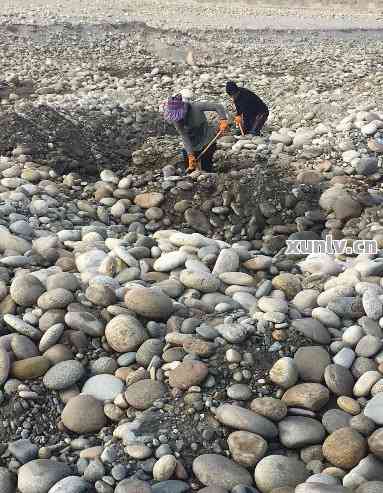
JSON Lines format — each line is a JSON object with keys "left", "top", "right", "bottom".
{"left": 233, "top": 87, "right": 268, "bottom": 129}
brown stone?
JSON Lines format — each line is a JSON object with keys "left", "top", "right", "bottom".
{"left": 227, "top": 431, "right": 267, "bottom": 466}
{"left": 43, "top": 344, "right": 74, "bottom": 365}
{"left": 105, "top": 314, "right": 147, "bottom": 352}
{"left": 296, "top": 170, "right": 321, "bottom": 185}
{"left": 368, "top": 138, "right": 383, "bottom": 153}
{"left": 126, "top": 367, "right": 149, "bottom": 386}
{"left": 59, "top": 386, "right": 80, "bottom": 404}
{"left": 250, "top": 397, "right": 288, "bottom": 422}
{"left": 321, "top": 467, "right": 346, "bottom": 479}
{"left": 183, "top": 338, "right": 215, "bottom": 357}
{"left": 0, "top": 295, "right": 17, "bottom": 315}
{"left": 61, "top": 395, "right": 106, "bottom": 433}
{"left": 11, "top": 356, "right": 50, "bottom": 380}
{"left": 322, "top": 427, "right": 367, "bottom": 469}
{"left": 56, "top": 256, "right": 76, "bottom": 271}
{"left": 272, "top": 273, "right": 302, "bottom": 299}
{"left": 282, "top": 383, "right": 330, "bottom": 411}
{"left": 330, "top": 176, "right": 354, "bottom": 186}
{"left": 337, "top": 396, "right": 361, "bottom": 416}
{"left": 168, "top": 361, "right": 208, "bottom": 390}
{"left": 294, "top": 346, "right": 331, "bottom": 383}
{"left": 184, "top": 208, "right": 211, "bottom": 234}
{"left": 142, "top": 272, "right": 169, "bottom": 282}
{"left": 134, "top": 192, "right": 164, "bottom": 209}
{"left": 125, "top": 379, "right": 166, "bottom": 410}
{"left": 85, "top": 284, "right": 116, "bottom": 307}
{"left": 317, "top": 160, "right": 333, "bottom": 172}
{"left": 174, "top": 200, "right": 193, "bottom": 214}
{"left": 124, "top": 287, "right": 174, "bottom": 321}
{"left": 368, "top": 428, "right": 383, "bottom": 460}
{"left": 115, "top": 367, "right": 136, "bottom": 381}
{"left": 79, "top": 446, "right": 103, "bottom": 459}
{"left": 243, "top": 256, "right": 272, "bottom": 271}
{"left": 272, "top": 329, "right": 288, "bottom": 341}
{"left": 334, "top": 196, "right": 362, "bottom": 220}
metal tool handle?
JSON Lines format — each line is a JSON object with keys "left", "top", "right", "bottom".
{"left": 239, "top": 121, "right": 245, "bottom": 136}
{"left": 197, "top": 130, "right": 222, "bottom": 160}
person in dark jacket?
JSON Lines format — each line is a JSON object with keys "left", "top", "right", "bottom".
{"left": 163, "top": 94, "right": 229, "bottom": 173}
{"left": 226, "top": 81, "right": 269, "bottom": 136}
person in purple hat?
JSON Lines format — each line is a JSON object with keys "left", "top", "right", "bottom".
{"left": 164, "top": 94, "right": 229, "bottom": 173}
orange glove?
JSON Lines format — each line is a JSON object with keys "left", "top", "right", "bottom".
{"left": 218, "top": 119, "right": 229, "bottom": 133}
{"left": 234, "top": 115, "right": 243, "bottom": 127}
{"left": 188, "top": 154, "right": 198, "bottom": 171}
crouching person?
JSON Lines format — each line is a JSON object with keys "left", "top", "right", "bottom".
{"left": 164, "top": 94, "right": 228, "bottom": 173}
{"left": 226, "top": 80, "right": 269, "bottom": 136}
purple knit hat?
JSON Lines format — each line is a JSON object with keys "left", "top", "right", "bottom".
{"left": 163, "top": 94, "right": 187, "bottom": 122}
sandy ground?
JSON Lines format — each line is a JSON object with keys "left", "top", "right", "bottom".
{"left": 0, "top": 0, "right": 382, "bottom": 30}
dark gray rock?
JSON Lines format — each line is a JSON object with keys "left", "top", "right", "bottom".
{"left": 254, "top": 455, "right": 309, "bottom": 492}
{"left": 322, "top": 409, "right": 350, "bottom": 434}
{"left": 327, "top": 297, "right": 364, "bottom": 319}
{"left": 294, "top": 346, "right": 330, "bottom": 382}
{"left": 193, "top": 454, "right": 253, "bottom": 490}
{"left": 355, "top": 157, "right": 378, "bottom": 176}
{"left": 288, "top": 231, "right": 320, "bottom": 241}
{"left": 8, "top": 439, "right": 38, "bottom": 464}
{"left": 215, "top": 404, "right": 278, "bottom": 439}
{"left": 43, "top": 360, "right": 85, "bottom": 390}
{"left": 324, "top": 364, "right": 354, "bottom": 396}
{"left": 292, "top": 319, "right": 331, "bottom": 344}
{"left": 278, "top": 416, "right": 326, "bottom": 448}
{"left": 352, "top": 357, "right": 377, "bottom": 379}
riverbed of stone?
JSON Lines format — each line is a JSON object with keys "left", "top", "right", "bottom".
{"left": 2, "top": 4, "right": 383, "bottom": 493}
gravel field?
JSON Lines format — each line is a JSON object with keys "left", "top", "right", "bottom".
{"left": 1, "top": 2, "right": 383, "bottom": 493}
{"left": 0, "top": 0, "right": 382, "bottom": 29}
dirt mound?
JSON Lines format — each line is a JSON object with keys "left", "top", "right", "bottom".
{"left": 0, "top": 104, "right": 176, "bottom": 176}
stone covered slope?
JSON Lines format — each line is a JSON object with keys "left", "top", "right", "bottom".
{"left": 1, "top": 14, "right": 383, "bottom": 493}
{"left": 0, "top": 121, "right": 382, "bottom": 492}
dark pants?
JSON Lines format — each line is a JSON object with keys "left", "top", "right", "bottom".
{"left": 244, "top": 110, "right": 269, "bottom": 136}
{"left": 182, "top": 142, "right": 217, "bottom": 172}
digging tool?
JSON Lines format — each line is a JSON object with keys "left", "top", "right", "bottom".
{"left": 171, "top": 124, "right": 230, "bottom": 174}
{"left": 187, "top": 130, "right": 223, "bottom": 172}
{"left": 234, "top": 114, "right": 245, "bottom": 136}
{"left": 197, "top": 130, "right": 223, "bottom": 161}
{"left": 238, "top": 118, "right": 245, "bottom": 136}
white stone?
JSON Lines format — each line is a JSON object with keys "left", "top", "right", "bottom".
{"left": 153, "top": 251, "right": 188, "bottom": 272}
{"left": 342, "top": 150, "right": 360, "bottom": 163}
{"left": 333, "top": 348, "right": 355, "bottom": 369}
{"left": 82, "top": 374, "right": 124, "bottom": 402}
